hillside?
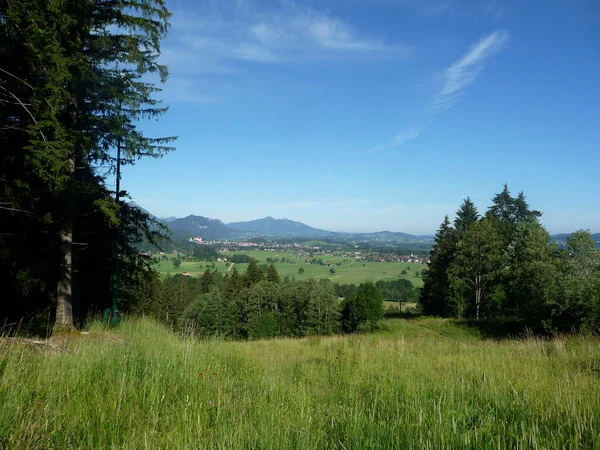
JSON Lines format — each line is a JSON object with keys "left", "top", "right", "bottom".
{"left": 167, "top": 215, "right": 234, "bottom": 239}
{"left": 1, "top": 317, "right": 598, "bottom": 449}
{"left": 129, "top": 201, "right": 155, "bottom": 218}
{"left": 130, "top": 202, "right": 598, "bottom": 244}
{"left": 227, "top": 216, "right": 332, "bottom": 236}
{"left": 550, "top": 232, "right": 600, "bottom": 247}
{"left": 339, "top": 231, "right": 434, "bottom": 242}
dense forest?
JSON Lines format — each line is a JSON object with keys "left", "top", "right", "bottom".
{"left": 123, "top": 260, "right": 420, "bottom": 339}
{"left": 0, "top": 0, "right": 174, "bottom": 333}
{"left": 419, "top": 186, "right": 600, "bottom": 332}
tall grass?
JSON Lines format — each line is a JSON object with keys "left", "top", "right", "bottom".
{"left": 1, "top": 317, "right": 598, "bottom": 449}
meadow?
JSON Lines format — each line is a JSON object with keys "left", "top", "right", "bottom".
{"left": 1, "top": 317, "right": 598, "bottom": 449}
{"left": 154, "top": 251, "right": 425, "bottom": 287}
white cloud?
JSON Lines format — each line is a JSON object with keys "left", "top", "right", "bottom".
{"left": 160, "top": 2, "right": 411, "bottom": 105}
{"left": 163, "top": 1, "right": 410, "bottom": 73}
{"left": 233, "top": 43, "right": 281, "bottom": 63}
{"left": 369, "top": 31, "right": 508, "bottom": 152}
{"left": 428, "top": 30, "right": 509, "bottom": 113}
{"left": 368, "top": 123, "right": 425, "bottom": 152}
{"left": 301, "top": 15, "right": 390, "bottom": 51}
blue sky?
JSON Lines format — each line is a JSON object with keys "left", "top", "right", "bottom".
{"left": 123, "top": 0, "right": 600, "bottom": 234}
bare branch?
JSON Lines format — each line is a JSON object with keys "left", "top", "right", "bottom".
{"left": 0, "top": 67, "right": 35, "bottom": 90}
{"left": 0, "top": 205, "right": 38, "bottom": 217}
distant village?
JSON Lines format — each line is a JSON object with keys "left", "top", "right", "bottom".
{"left": 181, "top": 237, "right": 428, "bottom": 264}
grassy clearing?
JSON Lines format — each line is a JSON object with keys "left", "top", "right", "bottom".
{"left": 1, "top": 317, "right": 599, "bottom": 449}
{"left": 154, "top": 251, "right": 425, "bottom": 286}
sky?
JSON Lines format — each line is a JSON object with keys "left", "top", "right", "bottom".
{"left": 122, "top": 0, "right": 600, "bottom": 234}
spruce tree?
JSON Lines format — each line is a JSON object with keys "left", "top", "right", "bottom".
{"left": 225, "top": 266, "right": 242, "bottom": 296}
{"left": 54, "top": 0, "right": 175, "bottom": 329}
{"left": 1, "top": 0, "right": 76, "bottom": 330}
{"left": 245, "top": 259, "right": 264, "bottom": 287}
{"left": 419, "top": 216, "right": 457, "bottom": 315}
{"left": 0, "top": 0, "right": 175, "bottom": 331}
{"left": 454, "top": 197, "right": 479, "bottom": 235}
{"left": 266, "top": 263, "right": 281, "bottom": 284}
{"left": 200, "top": 268, "right": 214, "bottom": 294}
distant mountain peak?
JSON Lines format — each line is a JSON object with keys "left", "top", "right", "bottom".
{"left": 128, "top": 201, "right": 154, "bottom": 218}
{"left": 227, "top": 217, "right": 331, "bottom": 236}
{"left": 168, "top": 215, "right": 233, "bottom": 240}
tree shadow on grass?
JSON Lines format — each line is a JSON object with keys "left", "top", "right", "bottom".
{"left": 384, "top": 310, "right": 421, "bottom": 319}
{"left": 454, "top": 318, "right": 532, "bottom": 339}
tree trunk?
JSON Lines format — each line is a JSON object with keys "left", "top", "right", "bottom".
{"left": 475, "top": 276, "right": 481, "bottom": 320}
{"left": 55, "top": 180, "right": 74, "bottom": 331}
{"left": 55, "top": 80, "right": 78, "bottom": 332}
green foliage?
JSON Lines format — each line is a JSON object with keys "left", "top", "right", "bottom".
{"left": 298, "top": 267, "right": 305, "bottom": 274}
{"left": 128, "top": 274, "right": 194, "bottom": 330}
{"left": 334, "top": 283, "right": 358, "bottom": 299}
{"left": 195, "top": 288, "right": 236, "bottom": 337}
{"left": 454, "top": 197, "right": 479, "bottom": 235}
{"left": 190, "top": 277, "right": 342, "bottom": 339}
{"left": 192, "top": 246, "right": 218, "bottom": 261}
{"left": 419, "top": 186, "right": 600, "bottom": 332}
{"left": 341, "top": 282, "right": 384, "bottom": 332}
{"left": 0, "top": 0, "right": 175, "bottom": 331}
{"left": 450, "top": 218, "right": 502, "bottom": 319}
{"left": 245, "top": 259, "right": 264, "bottom": 287}
{"left": 172, "top": 258, "right": 181, "bottom": 269}
{"left": 375, "top": 279, "right": 419, "bottom": 306}
{"left": 229, "top": 254, "right": 252, "bottom": 264}
{"left": 266, "top": 263, "right": 281, "bottom": 284}
{"left": 419, "top": 215, "right": 457, "bottom": 316}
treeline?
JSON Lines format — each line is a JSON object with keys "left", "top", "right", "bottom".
{"left": 419, "top": 185, "right": 600, "bottom": 332}
{"left": 1, "top": 0, "right": 174, "bottom": 333}
{"left": 135, "top": 260, "right": 385, "bottom": 338}
{"left": 334, "top": 279, "right": 419, "bottom": 305}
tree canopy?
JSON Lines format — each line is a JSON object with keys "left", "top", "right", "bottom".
{"left": 419, "top": 186, "right": 600, "bottom": 332}
{"left": 0, "top": 0, "right": 175, "bottom": 333}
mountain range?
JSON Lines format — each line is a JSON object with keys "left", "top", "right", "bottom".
{"left": 129, "top": 203, "right": 599, "bottom": 244}
{"left": 227, "top": 216, "right": 330, "bottom": 236}
{"left": 168, "top": 216, "right": 234, "bottom": 240}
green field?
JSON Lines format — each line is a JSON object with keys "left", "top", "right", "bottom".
{"left": 154, "top": 251, "right": 425, "bottom": 286}
{"left": 1, "top": 317, "right": 598, "bottom": 448}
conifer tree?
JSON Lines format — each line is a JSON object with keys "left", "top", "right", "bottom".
{"left": 0, "top": 0, "right": 175, "bottom": 331}
{"left": 58, "top": 0, "right": 174, "bottom": 330}
{"left": 245, "top": 259, "right": 264, "bottom": 287}
{"left": 200, "top": 268, "right": 214, "bottom": 294}
{"left": 266, "top": 263, "right": 281, "bottom": 284}
{"left": 226, "top": 266, "right": 243, "bottom": 298}
{"left": 454, "top": 197, "right": 479, "bottom": 235}
{"left": 419, "top": 216, "right": 457, "bottom": 315}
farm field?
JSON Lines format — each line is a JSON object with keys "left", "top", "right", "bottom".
{"left": 1, "top": 317, "right": 598, "bottom": 449}
{"left": 153, "top": 251, "right": 425, "bottom": 286}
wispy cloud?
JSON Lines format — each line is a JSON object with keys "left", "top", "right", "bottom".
{"left": 368, "top": 124, "right": 426, "bottom": 152}
{"left": 369, "top": 30, "right": 509, "bottom": 151}
{"left": 428, "top": 30, "right": 509, "bottom": 113}
{"left": 300, "top": 15, "right": 392, "bottom": 51}
{"left": 165, "top": 2, "right": 410, "bottom": 72}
